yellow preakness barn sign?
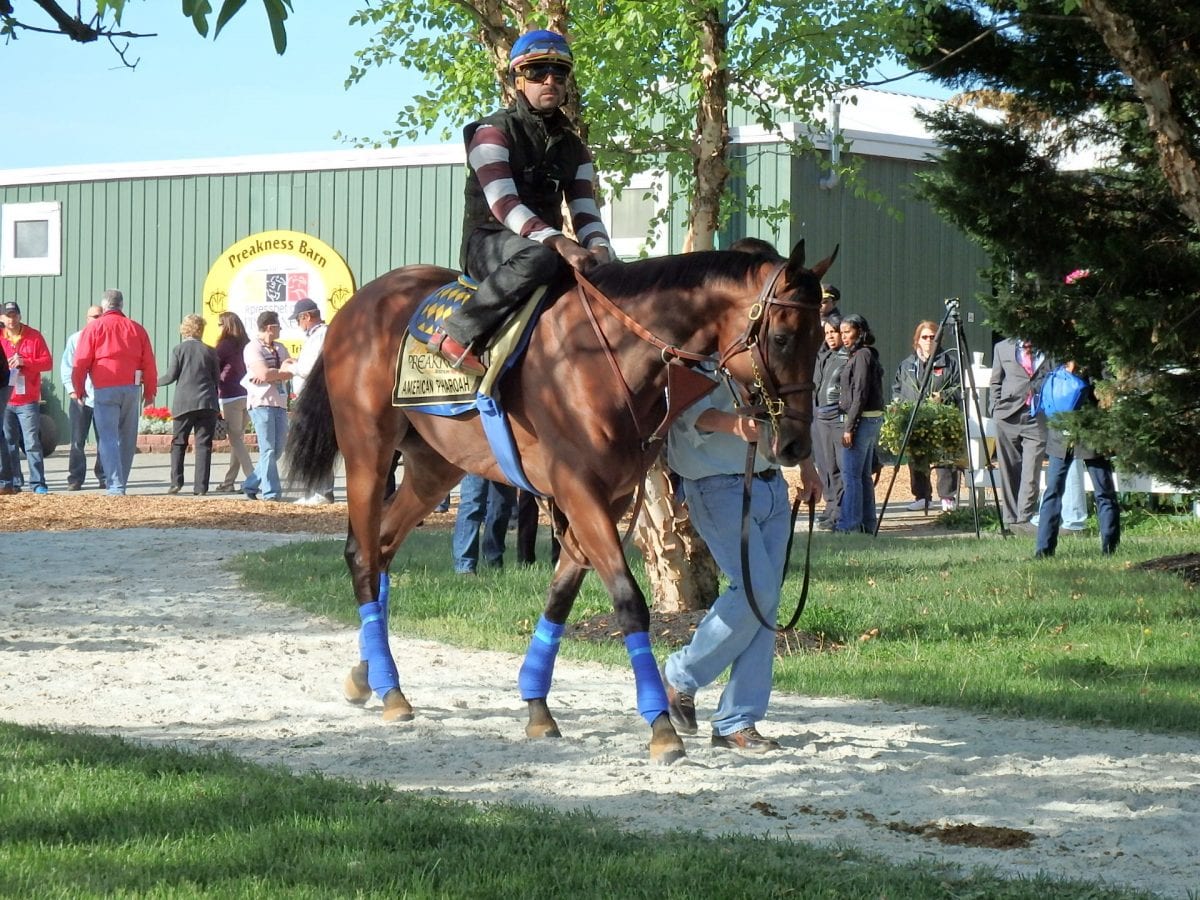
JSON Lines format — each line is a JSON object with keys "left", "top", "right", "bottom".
{"left": 201, "top": 230, "right": 355, "bottom": 357}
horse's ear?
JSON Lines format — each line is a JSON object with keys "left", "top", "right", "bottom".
{"left": 786, "top": 240, "right": 806, "bottom": 271}
{"left": 809, "top": 244, "right": 840, "bottom": 280}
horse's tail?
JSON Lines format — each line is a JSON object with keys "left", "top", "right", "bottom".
{"left": 286, "top": 354, "right": 339, "bottom": 494}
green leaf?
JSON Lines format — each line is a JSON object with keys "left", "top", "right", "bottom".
{"left": 213, "top": 0, "right": 248, "bottom": 38}
{"left": 182, "top": 0, "right": 213, "bottom": 37}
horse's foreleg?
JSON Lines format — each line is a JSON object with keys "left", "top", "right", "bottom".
{"left": 559, "top": 503, "right": 684, "bottom": 765}
{"left": 520, "top": 561, "right": 588, "bottom": 738}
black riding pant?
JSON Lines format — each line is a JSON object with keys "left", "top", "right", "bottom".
{"left": 447, "top": 228, "right": 563, "bottom": 348}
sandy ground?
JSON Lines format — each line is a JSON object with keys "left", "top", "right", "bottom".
{"left": 2, "top": 527, "right": 1198, "bottom": 899}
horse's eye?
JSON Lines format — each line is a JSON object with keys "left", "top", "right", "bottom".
{"left": 772, "top": 332, "right": 791, "bottom": 350}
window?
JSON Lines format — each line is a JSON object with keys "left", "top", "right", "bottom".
{"left": 2, "top": 201, "right": 62, "bottom": 276}
{"left": 601, "top": 173, "right": 667, "bottom": 259}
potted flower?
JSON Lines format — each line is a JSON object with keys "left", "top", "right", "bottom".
{"left": 880, "top": 400, "right": 966, "bottom": 468}
{"left": 138, "top": 406, "right": 173, "bottom": 434}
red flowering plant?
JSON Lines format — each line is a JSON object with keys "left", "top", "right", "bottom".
{"left": 138, "top": 406, "right": 173, "bottom": 434}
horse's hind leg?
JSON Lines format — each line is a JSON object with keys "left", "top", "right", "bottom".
{"left": 520, "top": 561, "right": 588, "bottom": 738}
{"left": 338, "top": 408, "right": 421, "bottom": 723}
{"left": 345, "top": 436, "right": 465, "bottom": 720}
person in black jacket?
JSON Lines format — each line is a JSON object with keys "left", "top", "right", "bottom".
{"left": 813, "top": 317, "right": 848, "bottom": 527}
{"left": 892, "top": 319, "right": 962, "bottom": 513}
{"left": 158, "top": 314, "right": 220, "bottom": 495}
{"left": 428, "top": 30, "right": 614, "bottom": 376}
{"left": 834, "top": 314, "right": 886, "bottom": 534}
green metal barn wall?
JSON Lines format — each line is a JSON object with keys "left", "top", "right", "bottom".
{"left": 1, "top": 164, "right": 465, "bottom": 426}
{"left": 721, "top": 144, "right": 993, "bottom": 378}
{"left": 3, "top": 142, "right": 989, "bottom": 429}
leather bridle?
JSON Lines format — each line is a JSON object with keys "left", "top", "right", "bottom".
{"left": 717, "top": 262, "right": 820, "bottom": 437}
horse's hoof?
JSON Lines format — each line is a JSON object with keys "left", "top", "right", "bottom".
{"left": 649, "top": 712, "right": 686, "bottom": 765}
{"left": 381, "top": 688, "right": 414, "bottom": 723}
{"left": 343, "top": 662, "right": 371, "bottom": 705}
{"left": 525, "top": 697, "right": 561, "bottom": 738}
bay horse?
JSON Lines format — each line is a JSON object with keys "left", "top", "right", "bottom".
{"left": 287, "top": 239, "right": 833, "bottom": 763}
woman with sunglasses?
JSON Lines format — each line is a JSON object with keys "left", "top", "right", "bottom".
{"left": 429, "top": 29, "right": 614, "bottom": 376}
{"left": 892, "top": 320, "right": 962, "bottom": 513}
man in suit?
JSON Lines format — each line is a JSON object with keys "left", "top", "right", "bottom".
{"left": 989, "top": 336, "right": 1049, "bottom": 530}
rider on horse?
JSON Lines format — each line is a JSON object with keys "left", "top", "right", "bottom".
{"left": 428, "top": 29, "right": 615, "bottom": 377}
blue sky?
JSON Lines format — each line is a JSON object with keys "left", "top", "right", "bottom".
{"left": 1, "top": 5, "right": 421, "bottom": 169}
{"left": 2, "top": 5, "right": 943, "bottom": 172}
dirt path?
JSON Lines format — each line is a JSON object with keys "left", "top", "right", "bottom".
{"left": 2, "top": 528, "right": 1198, "bottom": 898}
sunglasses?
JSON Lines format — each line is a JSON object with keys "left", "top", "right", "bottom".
{"left": 919, "top": 334, "right": 936, "bottom": 340}
{"left": 522, "top": 63, "right": 571, "bottom": 84}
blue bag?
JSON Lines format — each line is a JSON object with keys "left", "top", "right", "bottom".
{"left": 1035, "top": 365, "right": 1087, "bottom": 417}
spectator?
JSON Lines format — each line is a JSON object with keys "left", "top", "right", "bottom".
{"left": 661, "top": 372, "right": 822, "bottom": 753}
{"left": 988, "top": 336, "right": 1049, "bottom": 530}
{"left": 452, "top": 474, "right": 517, "bottom": 574}
{"left": 60, "top": 305, "right": 106, "bottom": 491}
{"left": 213, "top": 311, "right": 254, "bottom": 493}
{"left": 2, "top": 300, "right": 54, "bottom": 494}
{"left": 158, "top": 314, "right": 220, "bottom": 495}
{"left": 813, "top": 317, "right": 847, "bottom": 528}
{"left": 1035, "top": 364, "right": 1120, "bottom": 558}
{"left": 516, "top": 489, "right": 559, "bottom": 567}
{"left": 819, "top": 284, "right": 842, "bottom": 327}
{"left": 282, "top": 298, "right": 334, "bottom": 505}
{"left": 240, "top": 311, "right": 291, "bottom": 501}
{"left": 892, "top": 320, "right": 962, "bottom": 513}
{"left": 428, "top": 29, "right": 613, "bottom": 376}
{"left": 833, "top": 314, "right": 885, "bottom": 534}
{"left": 1032, "top": 455, "right": 1088, "bottom": 533}
{"left": 73, "top": 289, "right": 157, "bottom": 496}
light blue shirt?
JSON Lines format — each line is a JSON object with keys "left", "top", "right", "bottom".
{"left": 666, "top": 371, "right": 775, "bottom": 481}
{"left": 60, "top": 329, "right": 95, "bottom": 408}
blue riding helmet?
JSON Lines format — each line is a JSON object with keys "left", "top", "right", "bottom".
{"left": 509, "top": 29, "right": 573, "bottom": 74}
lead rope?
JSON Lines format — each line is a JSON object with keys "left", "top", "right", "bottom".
{"left": 738, "top": 440, "right": 815, "bottom": 633}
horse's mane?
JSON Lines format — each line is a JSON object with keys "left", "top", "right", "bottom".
{"left": 586, "top": 250, "right": 770, "bottom": 300}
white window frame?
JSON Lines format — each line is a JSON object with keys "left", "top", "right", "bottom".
{"left": 1, "top": 201, "right": 62, "bottom": 277}
{"left": 600, "top": 172, "right": 668, "bottom": 259}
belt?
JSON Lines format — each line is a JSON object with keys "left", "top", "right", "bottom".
{"left": 860, "top": 410, "right": 883, "bottom": 418}
{"left": 753, "top": 469, "right": 779, "bottom": 481}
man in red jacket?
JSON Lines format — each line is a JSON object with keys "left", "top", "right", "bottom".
{"left": 1, "top": 301, "right": 54, "bottom": 494}
{"left": 73, "top": 289, "right": 157, "bottom": 496}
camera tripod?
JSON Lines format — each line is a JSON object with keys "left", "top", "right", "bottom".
{"left": 875, "top": 298, "right": 1004, "bottom": 538}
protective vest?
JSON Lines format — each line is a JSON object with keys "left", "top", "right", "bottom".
{"left": 460, "top": 96, "right": 587, "bottom": 255}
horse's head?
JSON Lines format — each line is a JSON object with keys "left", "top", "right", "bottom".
{"left": 720, "top": 240, "right": 838, "bottom": 466}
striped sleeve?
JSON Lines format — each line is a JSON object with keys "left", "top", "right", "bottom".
{"left": 467, "top": 125, "right": 561, "bottom": 244}
{"left": 566, "top": 149, "right": 611, "bottom": 249}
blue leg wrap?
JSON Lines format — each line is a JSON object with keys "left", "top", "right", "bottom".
{"left": 625, "top": 631, "right": 668, "bottom": 725}
{"left": 358, "top": 600, "right": 400, "bottom": 699}
{"left": 518, "top": 615, "right": 564, "bottom": 700}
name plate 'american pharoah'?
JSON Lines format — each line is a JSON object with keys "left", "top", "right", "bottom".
{"left": 392, "top": 332, "right": 479, "bottom": 407}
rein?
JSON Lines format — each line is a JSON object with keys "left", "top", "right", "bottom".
{"left": 739, "top": 440, "right": 816, "bottom": 633}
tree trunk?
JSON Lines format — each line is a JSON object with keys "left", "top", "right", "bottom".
{"left": 633, "top": 457, "right": 720, "bottom": 613}
{"left": 1078, "top": 0, "right": 1200, "bottom": 229}
{"left": 682, "top": 2, "right": 730, "bottom": 253}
